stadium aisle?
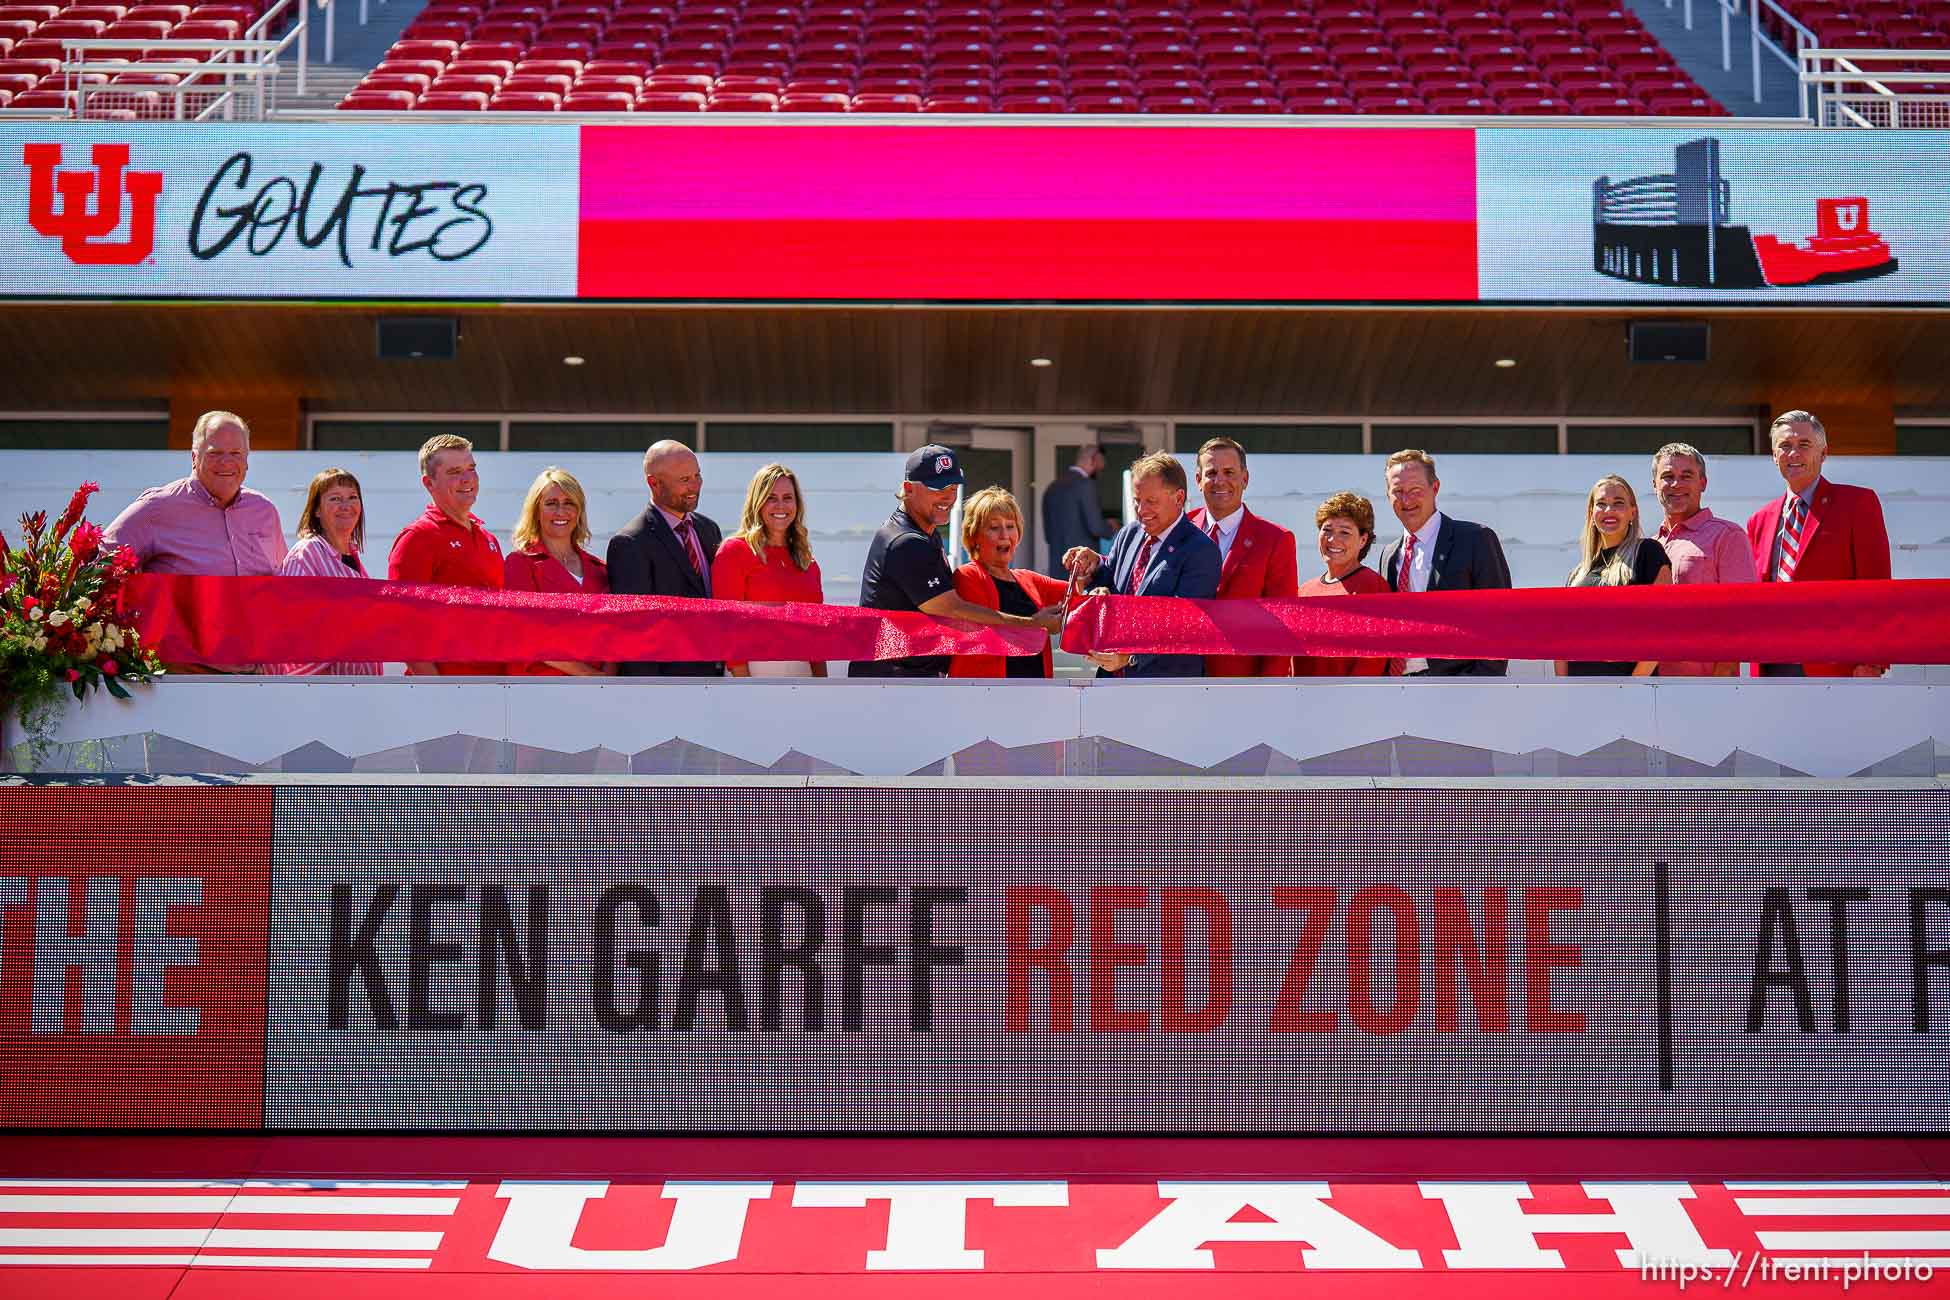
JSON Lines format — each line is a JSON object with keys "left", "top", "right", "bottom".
{"left": 1, "top": 1136, "right": 1945, "bottom": 1297}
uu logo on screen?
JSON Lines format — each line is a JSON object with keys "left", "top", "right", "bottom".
{"left": 1591, "top": 137, "right": 1898, "bottom": 289}
{"left": 22, "top": 143, "right": 163, "bottom": 267}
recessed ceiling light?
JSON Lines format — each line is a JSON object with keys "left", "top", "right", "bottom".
{"left": 1494, "top": 358, "right": 1517, "bottom": 368}
{"left": 1030, "top": 357, "right": 1054, "bottom": 368}
{"left": 563, "top": 355, "right": 585, "bottom": 366}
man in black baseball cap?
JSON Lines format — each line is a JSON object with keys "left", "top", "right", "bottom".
{"left": 848, "top": 444, "right": 1063, "bottom": 678}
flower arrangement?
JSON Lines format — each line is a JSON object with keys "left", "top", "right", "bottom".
{"left": 1, "top": 482, "right": 163, "bottom": 762}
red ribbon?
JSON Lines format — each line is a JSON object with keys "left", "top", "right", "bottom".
{"left": 124, "top": 574, "right": 1950, "bottom": 668}
{"left": 1059, "top": 579, "right": 1950, "bottom": 664}
{"left": 126, "top": 574, "right": 1048, "bottom": 665}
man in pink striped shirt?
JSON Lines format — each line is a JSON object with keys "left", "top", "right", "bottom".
{"left": 103, "top": 410, "right": 286, "bottom": 579}
{"left": 1650, "top": 441, "right": 1757, "bottom": 677}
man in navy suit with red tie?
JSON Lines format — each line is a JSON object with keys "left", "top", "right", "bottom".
{"left": 1064, "top": 450, "right": 1221, "bottom": 678}
{"left": 1185, "top": 436, "right": 1299, "bottom": 677}
{"left": 1746, "top": 409, "right": 1892, "bottom": 678}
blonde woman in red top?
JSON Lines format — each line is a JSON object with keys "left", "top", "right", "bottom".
{"left": 711, "top": 463, "right": 826, "bottom": 678}
{"left": 950, "top": 487, "right": 1068, "bottom": 679}
{"left": 503, "top": 467, "right": 614, "bottom": 677}
{"left": 1295, "top": 490, "right": 1394, "bottom": 678}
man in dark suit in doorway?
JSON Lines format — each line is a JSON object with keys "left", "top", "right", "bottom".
{"left": 1374, "top": 448, "right": 1513, "bottom": 677}
{"left": 608, "top": 438, "right": 724, "bottom": 677}
{"left": 1041, "top": 443, "right": 1116, "bottom": 577}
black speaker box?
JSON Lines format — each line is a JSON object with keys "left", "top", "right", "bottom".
{"left": 1628, "top": 321, "right": 1709, "bottom": 363}
{"left": 376, "top": 317, "right": 458, "bottom": 361}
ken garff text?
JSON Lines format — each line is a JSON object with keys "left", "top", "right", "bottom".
{"left": 188, "top": 151, "right": 494, "bottom": 268}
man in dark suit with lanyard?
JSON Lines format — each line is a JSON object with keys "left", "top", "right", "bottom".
{"left": 1374, "top": 448, "right": 1513, "bottom": 677}
{"left": 1063, "top": 450, "right": 1221, "bottom": 678}
{"left": 608, "top": 439, "right": 724, "bottom": 677}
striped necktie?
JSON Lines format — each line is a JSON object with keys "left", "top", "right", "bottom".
{"left": 1128, "top": 534, "right": 1157, "bottom": 594}
{"left": 1777, "top": 495, "right": 1809, "bottom": 582}
{"left": 1398, "top": 530, "right": 1418, "bottom": 591}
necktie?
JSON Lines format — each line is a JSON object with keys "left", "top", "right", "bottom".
{"left": 1129, "top": 534, "right": 1157, "bottom": 594}
{"left": 1777, "top": 495, "right": 1808, "bottom": 582}
{"left": 1399, "top": 531, "right": 1418, "bottom": 591}
{"left": 675, "top": 516, "right": 705, "bottom": 583}
{"left": 1206, "top": 521, "right": 1221, "bottom": 545}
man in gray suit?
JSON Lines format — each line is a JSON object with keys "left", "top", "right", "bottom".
{"left": 1041, "top": 444, "right": 1116, "bottom": 577}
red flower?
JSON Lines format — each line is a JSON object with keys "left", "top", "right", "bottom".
{"left": 100, "top": 658, "right": 118, "bottom": 676}
{"left": 70, "top": 520, "right": 103, "bottom": 564}
{"left": 64, "top": 668, "right": 80, "bottom": 683}
{"left": 21, "top": 595, "right": 36, "bottom": 613}
{"left": 21, "top": 510, "right": 47, "bottom": 544}
{"left": 49, "top": 482, "right": 98, "bottom": 548}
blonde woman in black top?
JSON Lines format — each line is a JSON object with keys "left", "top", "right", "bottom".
{"left": 1556, "top": 474, "right": 1672, "bottom": 678}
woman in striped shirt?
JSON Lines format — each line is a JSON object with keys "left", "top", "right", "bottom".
{"left": 275, "top": 468, "right": 382, "bottom": 676}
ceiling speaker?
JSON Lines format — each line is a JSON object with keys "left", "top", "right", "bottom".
{"left": 376, "top": 317, "right": 458, "bottom": 361}
{"left": 1629, "top": 321, "right": 1709, "bottom": 363}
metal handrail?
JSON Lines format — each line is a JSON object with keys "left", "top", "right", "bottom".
{"left": 45, "top": 0, "right": 309, "bottom": 122}
{"left": 1799, "top": 46, "right": 1950, "bottom": 127}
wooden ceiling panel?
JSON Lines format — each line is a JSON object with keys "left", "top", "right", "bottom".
{"left": 3, "top": 305, "right": 1948, "bottom": 420}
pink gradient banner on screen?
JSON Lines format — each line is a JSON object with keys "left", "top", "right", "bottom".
{"left": 576, "top": 125, "right": 1479, "bottom": 301}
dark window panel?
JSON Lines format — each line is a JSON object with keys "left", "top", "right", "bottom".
{"left": 1376, "top": 425, "right": 1558, "bottom": 455}
{"left": 1896, "top": 425, "right": 1950, "bottom": 456}
{"left": 1175, "top": 423, "right": 1362, "bottom": 454}
{"left": 314, "top": 420, "right": 501, "bottom": 451}
{"left": 704, "top": 422, "right": 894, "bottom": 453}
{"left": 510, "top": 421, "right": 693, "bottom": 452}
{"left": 1570, "top": 425, "right": 1755, "bottom": 457}
{"left": 0, "top": 419, "right": 168, "bottom": 449}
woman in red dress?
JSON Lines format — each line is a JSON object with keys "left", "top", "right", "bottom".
{"left": 502, "top": 467, "right": 614, "bottom": 677}
{"left": 711, "top": 463, "right": 826, "bottom": 678}
{"left": 1294, "top": 490, "right": 1395, "bottom": 678}
{"left": 949, "top": 487, "right": 1068, "bottom": 679}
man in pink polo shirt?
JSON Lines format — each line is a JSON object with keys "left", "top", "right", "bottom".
{"left": 388, "top": 433, "right": 504, "bottom": 676}
{"left": 102, "top": 409, "right": 286, "bottom": 673}
{"left": 1650, "top": 441, "right": 1757, "bottom": 677}
{"left": 103, "top": 410, "right": 286, "bottom": 578}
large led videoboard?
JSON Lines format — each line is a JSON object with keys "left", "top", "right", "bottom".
{"left": 2, "top": 122, "right": 1946, "bottom": 305}
{"left": 3, "top": 783, "right": 1946, "bottom": 1132}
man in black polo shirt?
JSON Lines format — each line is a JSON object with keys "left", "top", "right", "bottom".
{"left": 848, "top": 445, "right": 1063, "bottom": 678}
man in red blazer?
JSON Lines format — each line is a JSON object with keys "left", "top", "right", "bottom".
{"left": 1185, "top": 437, "right": 1300, "bottom": 677}
{"left": 1746, "top": 409, "right": 1892, "bottom": 678}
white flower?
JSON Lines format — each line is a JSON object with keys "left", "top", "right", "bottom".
{"left": 27, "top": 607, "right": 41, "bottom": 622}
{"left": 30, "top": 634, "right": 47, "bottom": 652}
{"left": 74, "top": 598, "right": 92, "bottom": 612}
{"left": 47, "top": 611, "right": 68, "bottom": 627}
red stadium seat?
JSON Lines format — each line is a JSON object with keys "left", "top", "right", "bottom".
{"left": 851, "top": 90, "right": 921, "bottom": 109}
{"left": 338, "top": 90, "right": 416, "bottom": 109}
{"left": 360, "top": 72, "right": 433, "bottom": 94}
{"left": 635, "top": 88, "right": 706, "bottom": 108}
{"left": 487, "top": 89, "right": 561, "bottom": 109}
{"left": 922, "top": 92, "right": 992, "bottom": 109}
{"left": 779, "top": 90, "right": 850, "bottom": 109}
{"left": 431, "top": 73, "right": 502, "bottom": 95}
{"left": 704, "top": 89, "right": 778, "bottom": 108}
{"left": 414, "top": 89, "right": 490, "bottom": 109}
{"left": 563, "top": 91, "right": 633, "bottom": 109}
{"left": 0, "top": 70, "right": 38, "bottom": 94}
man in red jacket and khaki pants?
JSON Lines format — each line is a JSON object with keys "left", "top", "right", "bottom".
{"left": 1747, "top": 409, "right": 1892, "bottom": 678}
{"left": 1184, "top": 436, "right": 1300, "bottom": 677}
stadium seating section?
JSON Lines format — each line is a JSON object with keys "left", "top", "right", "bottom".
{"left": 0, "top": 0, "right": 260, "bottom": 112}
{"left": 321, "top": 0, "right": 1733, "bottom": 113}
{"left": 1771, "top": 0, "right": 1950, "bottom": 48}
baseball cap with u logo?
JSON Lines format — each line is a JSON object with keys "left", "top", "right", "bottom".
{"left": 903, "top": 444, "right": 965, "bottom": 490}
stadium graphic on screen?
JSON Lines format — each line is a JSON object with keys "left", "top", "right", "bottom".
{"left": 1591, "top": 137, "right": 1898, "bottom": 290}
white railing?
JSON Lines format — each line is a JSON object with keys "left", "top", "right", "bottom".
{"left": 0, "top": 0, "right": 306, "bottom": 121}
{"left": 1668, "top": 0, "right": 1817, "bottom": 114}
{"left": 1800, "top": 47, "right": 1950, "bottom": 127}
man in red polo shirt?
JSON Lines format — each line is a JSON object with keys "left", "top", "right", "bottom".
{"left": 388, "top": 434, "right": 504, "bottom": 675}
